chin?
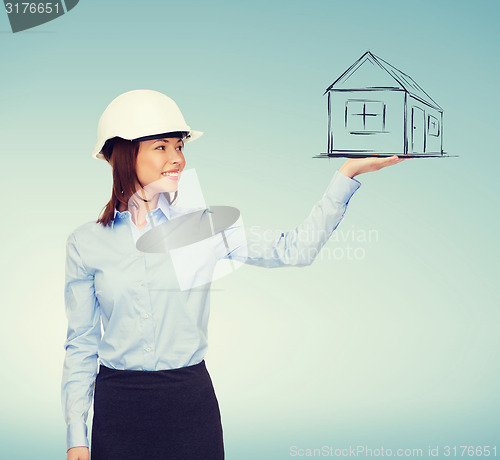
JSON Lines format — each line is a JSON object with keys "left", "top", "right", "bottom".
{"left": 148, "top": 178, "right": 179, "bottom": 193}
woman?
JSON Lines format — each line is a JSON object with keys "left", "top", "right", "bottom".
{"left": 61, "top": 90, "right": 405, "bottom": 460}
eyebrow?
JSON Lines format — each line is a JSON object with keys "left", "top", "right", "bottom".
{"left": 153, "top": 138, "right": 184, "bottom": 144}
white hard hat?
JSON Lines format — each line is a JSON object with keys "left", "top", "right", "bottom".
{"left": 91, "top": 89, "right": 203, "bottom": 160}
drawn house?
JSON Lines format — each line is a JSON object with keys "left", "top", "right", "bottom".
{"left": 322, "top": 51, "right": 444, "bottom": 157}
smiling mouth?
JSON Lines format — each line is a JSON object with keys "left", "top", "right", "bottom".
{"left": 161, "top": 171, "right": 179, "bottom": 177}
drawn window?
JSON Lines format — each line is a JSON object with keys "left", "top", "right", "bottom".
{"left": 346, "top": 100, "right": 386, "bottom": 132}
{"left": 428, "top": 115, "right": 440, "bottom": 136}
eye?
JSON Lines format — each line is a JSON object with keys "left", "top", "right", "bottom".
{"left": 155, "top": 144, "right": 184, "bottom": 151}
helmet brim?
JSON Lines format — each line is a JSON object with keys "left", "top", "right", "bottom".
{"left": 92, "top": 130, "right": 204, "bottom": 161}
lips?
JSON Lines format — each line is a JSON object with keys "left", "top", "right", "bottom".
{"left": 161, "top": 170, "right": 180, "bottom": 181}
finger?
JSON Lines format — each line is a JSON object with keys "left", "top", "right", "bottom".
{"left": 382, "top": 155, "right": 400, "bottom": 164}
{"left": 376, "top": 155, "right": 403, "bottom": 169}
{"left": 389, "top": 155, "right": 405, "bottom": 162}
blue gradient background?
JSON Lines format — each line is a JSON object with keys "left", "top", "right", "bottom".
{"left": 1, "top": 1, "right": 499, "bottom": 458}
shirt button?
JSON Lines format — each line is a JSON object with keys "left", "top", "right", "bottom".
{"left": 140, "top": 280, "right": 145, "bottom": 286}
{"left": 145, "top": 347, "right": 151, "bottom": 352}
{"left": 144, "top": 313, "right": 149, "bottom": 319}
{"left": 136, "top": 251, "right": 141, "bottom": 257}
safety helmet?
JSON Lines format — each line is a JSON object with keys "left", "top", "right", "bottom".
{"left": 91, "top": 89, "right": 203, "bottom": 160}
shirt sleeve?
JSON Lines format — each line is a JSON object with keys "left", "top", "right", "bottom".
{"left": 218, "top": 170, "right": 361, "bottom": 268}
{"left": 61, "top": 232, "right": 101, "bottom": 452}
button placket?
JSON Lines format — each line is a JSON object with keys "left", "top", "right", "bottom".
{"left": 139, "top": 251, "right": 156, "bottom": 368}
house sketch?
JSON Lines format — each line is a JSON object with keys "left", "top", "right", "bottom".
{"left": 316, "top": 51, "right": 447, "bottom": 158}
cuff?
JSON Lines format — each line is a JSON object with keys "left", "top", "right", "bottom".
{"left": 325, "top": 170, "right": 361, "bottom": 203}
{"left": 67, "top": 422, "right": 89, "bottom": 452}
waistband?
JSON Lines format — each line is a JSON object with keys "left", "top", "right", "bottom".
{"left": 98, "top": 359, "right": 206, "bottom": 375}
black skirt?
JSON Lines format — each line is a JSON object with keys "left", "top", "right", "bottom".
{"left": 90, "top": 360, "right": 224, "bottom": 460}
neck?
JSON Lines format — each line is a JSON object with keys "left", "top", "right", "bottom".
{"left": 118, "top": 191, "right": 161, "bottom": 228}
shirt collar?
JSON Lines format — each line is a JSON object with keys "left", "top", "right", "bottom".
{"left": 113, "top": 193, "right": 172, "bottom": 227}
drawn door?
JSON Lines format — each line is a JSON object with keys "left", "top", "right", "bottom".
{"left": 411, "top": 107, "right": 425, "bottom": 154}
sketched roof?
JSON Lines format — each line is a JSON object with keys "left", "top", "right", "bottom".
{"left": 324, "top": 51, "right": 442, "bottom": 112}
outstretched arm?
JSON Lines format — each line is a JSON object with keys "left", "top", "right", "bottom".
{"left": 219, "top": 156, "right": 406, "bottom": 268}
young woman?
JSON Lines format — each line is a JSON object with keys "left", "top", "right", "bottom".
{"left": 61, "top": 90, "right": 405, "bottom": 460}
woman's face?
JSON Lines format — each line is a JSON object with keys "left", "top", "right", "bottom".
{"left": 135, "top": 137, "right": 186, "bottom": 194}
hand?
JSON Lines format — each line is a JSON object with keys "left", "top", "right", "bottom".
{"left": 67, "top": 446, "right": 89, "bottom": 460}
{"left": 338, "top": 155, "right": 407, "bottom": 179}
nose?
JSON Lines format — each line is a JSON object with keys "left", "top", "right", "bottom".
{"left": 166, "top": 144, "right": 184, "bottom": 165}
{"left": 162, "top": 145, "right": 185, "bottom": 171}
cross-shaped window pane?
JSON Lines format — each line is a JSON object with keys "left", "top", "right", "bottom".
{"left": 346, "top": 100, "right": 385, "bottom": 132}
{"left": 428, "top": 115, "right": 440, "bottom": 136}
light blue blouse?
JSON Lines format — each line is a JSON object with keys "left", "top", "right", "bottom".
{"left": 61, "top": 170, "right": 361, "bottom": 451}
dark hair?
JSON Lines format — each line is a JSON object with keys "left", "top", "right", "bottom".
{"left": 96, "top": 137, "right": 178, "bottom": 227}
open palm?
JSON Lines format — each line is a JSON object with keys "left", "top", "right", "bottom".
{"left": 339, "top": 155, "right": 407, "bottom": 178}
